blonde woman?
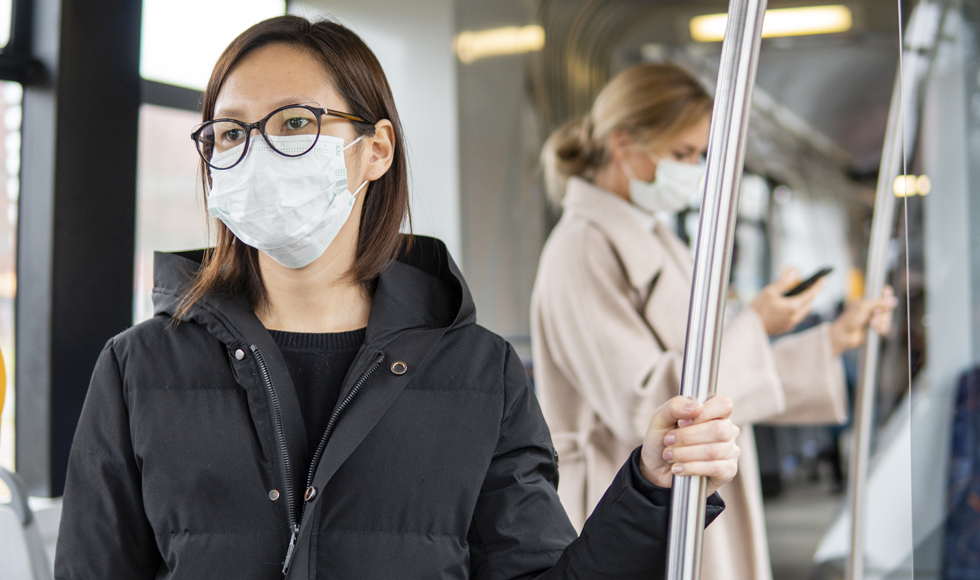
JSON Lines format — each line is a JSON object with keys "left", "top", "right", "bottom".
{"left": 531, "top": 63, "right": 895, "bottom": 580}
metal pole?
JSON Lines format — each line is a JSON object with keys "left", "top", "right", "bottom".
{"left": 845, "top": 2, "right": 948, "bottom": 578}
{"left": 665, "top": 0, "right": 768, "bottom": 578}
{"left": 844, "top": 73, "right": 902, "bottom": 580}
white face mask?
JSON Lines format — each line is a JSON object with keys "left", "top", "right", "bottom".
{"left": 207, "top": 133, "right": 368, "bottom": 269}
{"left": 621, "top": 154, "right": 706, "bottom": 215}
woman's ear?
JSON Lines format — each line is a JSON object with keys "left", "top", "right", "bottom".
{"left": 607, "top": 129, "right": 634, "bottom": 164}
{"left": 363, "top": 119, "right": 395, "bottom": 181}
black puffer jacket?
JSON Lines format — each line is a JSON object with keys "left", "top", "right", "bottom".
{"left": 55, "top": 236, "right": 723, "bottom": 580}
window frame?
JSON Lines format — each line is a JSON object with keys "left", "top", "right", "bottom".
{"left": 0, "top": 0, "right": 43, "bottom": 84}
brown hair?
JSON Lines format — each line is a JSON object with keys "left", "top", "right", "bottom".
{"left": 176, "top": 15, "right": 411, "bottom": 319}
{"left": 541, "top": 63, "right": 712, "bottom": 205}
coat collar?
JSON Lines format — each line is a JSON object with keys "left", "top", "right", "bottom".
{"left": 150, "top": 235, "right": 472, "bottom": 347}
{"left": 562, "top": 177, "right": 694, "bottom": 289}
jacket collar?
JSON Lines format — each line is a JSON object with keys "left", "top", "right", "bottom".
{"left": 562, "top": 177, "right": 693, "bottom": 290}
{"left": 151, "top": 235, "right": 472, "bottom": 346}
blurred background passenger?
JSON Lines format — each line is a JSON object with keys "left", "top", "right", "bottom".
{"left": 530, "top": 62, "right": 896, "bottom": 580}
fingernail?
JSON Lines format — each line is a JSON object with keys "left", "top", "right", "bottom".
{"left": 664, "top": 434, "right": 676, "bottom": 446}
{"left": 672, "top": 464, "right": 683, "bottom": 474}
{"left": 682, "top": 400, "right": 700, "bottom": 411}
{"left": 663, "top": 449, "right": 674, "bottom": 461}
{"left": 678, "top": 419, "right": 693, "bottom": 428}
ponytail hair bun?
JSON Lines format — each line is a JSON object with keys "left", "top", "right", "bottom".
{"left": 541, "top": 116, "right": 593, "bottom": 206}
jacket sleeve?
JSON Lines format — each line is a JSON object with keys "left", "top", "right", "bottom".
{"left": 467, "top": 344, "right": 724, "bottom": 580}
{"left": 765, "top": 323, "right": 848, "bottom": 425}
{"left": 54, "top": 339, "right": 162, "bottom": 579}
{"left": 539, "top": 450, "right": 724, "bottom": 580}
{"left": 714, "top": 309, "right": 788, "bottom": 426}
{"left": 720, "top": 314, "right": 848, "bottom": 426}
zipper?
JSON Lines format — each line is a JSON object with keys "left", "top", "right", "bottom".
{"left": 300, "top": 352, "right": 386, "bottom": 521}
{"left": 254, "top": 347, "right": 385, "bottom": 577}
{"left": 282, "top": 523, "right": 300, "bottom": 576}
{"left": 250, "top": 346, "right": 300, "bottom": 576}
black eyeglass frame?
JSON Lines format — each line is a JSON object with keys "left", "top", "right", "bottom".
{"left": 190, "top": 104, "right": 373, "bottom": 170}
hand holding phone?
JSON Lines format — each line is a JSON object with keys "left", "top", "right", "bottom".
{"left": 753, "top": 268, "right": 832, "bottom": 336}
{"left": 783, "top": 267, "right": 833, "bottom": 297}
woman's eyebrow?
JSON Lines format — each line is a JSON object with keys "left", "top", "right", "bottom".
{"left": 213, "top": 98, "right": 322, "bottom": 120}
{"left": 213, "top": 107, "right": 245, "bottom": 119}
{"left": 270, "top": 97, "right": 321, "bottom": 109}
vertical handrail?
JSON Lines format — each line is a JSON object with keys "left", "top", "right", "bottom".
{"left": 845, "top": 70, "right": 903, "bottom": 580}
{"left": 665, "top": 0, "right": 768, "bottom": 578}
{"left": 845, "top": 2, "right": 948, "bottom": 579}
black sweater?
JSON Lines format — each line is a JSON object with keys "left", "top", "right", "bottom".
{"left": 269, "top": 328, "right": 365, "bottom": 468}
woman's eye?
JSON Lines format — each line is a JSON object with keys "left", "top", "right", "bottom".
{"left": 284, "top": 117, "right": 311, "bottom": 131}
{"left": 222, "top": 129, "right": 245, "bottom": 143}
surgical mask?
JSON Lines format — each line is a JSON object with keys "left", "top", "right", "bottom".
{"left": 207, "top": 133, "right": 368, "bottom": 269}
{"left": 621, "top": 154, "right": 705, "bottom": 215}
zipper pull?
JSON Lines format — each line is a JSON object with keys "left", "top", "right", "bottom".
{"left": 282, "top": 524, "right": 301, "bottom": 576}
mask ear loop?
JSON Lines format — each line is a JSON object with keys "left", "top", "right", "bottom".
{"left": 645, "top": 152, "right": 664, "bottom": 183}
{"left": 343, "top": 134, "right": 367, "bottom": 151}
{"left": 620, "top": 159, "right": 640, "bottom": 182}
{"left": 351, "top": 180, "right": 369, "bottom": 198}
{"left": 343, "top": 134, "right": 370, "bottom": 198}
{"left": 622, "top": 155, "right": 663, "bottom": 187}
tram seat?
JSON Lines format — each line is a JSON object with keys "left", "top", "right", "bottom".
{"left": 0, "top": 466, "right": 54, "bottom": 580}
{"left": 943, "top": 366, "right": 980, "bottom": 579}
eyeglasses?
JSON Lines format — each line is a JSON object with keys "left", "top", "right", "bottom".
{"left": 191, "top": 104, "right": 372, "bottom": 170}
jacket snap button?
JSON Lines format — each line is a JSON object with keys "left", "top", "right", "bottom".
{"left": 391, "top": 361, "right": 407, "bottom": 375}
{"left": 304, "top": 486, "right": 317, "bottom": 502}
{"left": 268, "top": 489, "right": 280, "bottom": 501}
{"left": 234, "top": 349, "right": 245, "bottom": 361}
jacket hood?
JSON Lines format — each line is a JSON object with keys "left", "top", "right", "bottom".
{"left": 151, "top": 235, "right": 475, "bottom": 346}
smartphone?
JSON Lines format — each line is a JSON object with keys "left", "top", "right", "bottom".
{"left": 783, "top": 267, "right": 833, "bottom": 297}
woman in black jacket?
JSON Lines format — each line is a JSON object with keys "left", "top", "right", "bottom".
{"left": 54, "top": 15, "right": 740, "bottom": 580}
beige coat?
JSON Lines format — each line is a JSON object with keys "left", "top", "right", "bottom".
{"left": 531, "top": 177, "right": 847, "bottom": 580}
